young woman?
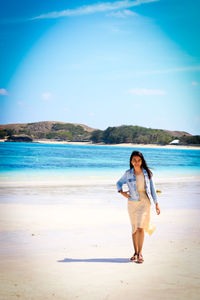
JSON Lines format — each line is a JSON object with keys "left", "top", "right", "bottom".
{"left": 116, "top": 151, "right": 160, "bottom": 263}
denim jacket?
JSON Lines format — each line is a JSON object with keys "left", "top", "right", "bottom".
{"left": 116, "top": 168, "right": 158, "bottom": 205}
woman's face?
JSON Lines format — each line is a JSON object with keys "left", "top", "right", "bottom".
{"left": 131, "top": 155, "right": 142, "bottom": 169}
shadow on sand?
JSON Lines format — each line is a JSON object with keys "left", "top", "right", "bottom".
{"left": 57, "top": 258, "right": 132, "bottom": 263}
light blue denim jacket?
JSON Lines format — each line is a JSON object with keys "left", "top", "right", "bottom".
{"left": 116, "top": 168, "right": 158, "bottom": 205}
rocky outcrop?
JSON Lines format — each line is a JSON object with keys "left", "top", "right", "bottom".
{"left": 6, "top": 135, "right": 33, "bottom": 142}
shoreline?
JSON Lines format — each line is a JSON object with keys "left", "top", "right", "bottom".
{"left": 1, "top": 139, "right": 200, "bottom": 150}
{"left": 1, "top": 172, "right": 200, "bottom": 188}
{"left": 24, "top": 140, "right": 200, "bottom": 150}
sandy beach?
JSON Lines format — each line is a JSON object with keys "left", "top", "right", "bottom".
{"left": 0, "top": 174, "right": 200, "bottom": 300}
{"left": 35, "top": 140, "right": 200, "bottom": 150}
{"left": 1, "top": 139, "right": 199, "bottom": 150}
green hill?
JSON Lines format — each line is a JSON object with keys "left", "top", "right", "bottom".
{"left": 0, "top": 121, "right": 199, "bottom": 145}
{"left": 0, "top": 121, "right": 96, "bottom": 142}
{"left": 90, "top": 125, "right": 197, "bottom": 145}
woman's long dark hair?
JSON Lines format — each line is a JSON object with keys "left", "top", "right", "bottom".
{"left": 129, "top": 151, "right": 152, "bottom": 179}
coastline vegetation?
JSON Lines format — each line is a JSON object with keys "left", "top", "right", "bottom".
{"left": 0, "top": 121, "right": 199, "bottom": 145}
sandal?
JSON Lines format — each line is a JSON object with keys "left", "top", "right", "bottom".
{"left": 137, "top": 253, "right": 144, "bottom": 263}
{"left": 130, "top": 253, "right": 138, "bottom": 262}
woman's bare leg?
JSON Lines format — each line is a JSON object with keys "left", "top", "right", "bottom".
{"left": 132, "top": 230, "right": 138, "bottom": 254}
{"left": 137, "top": 227, "right": 144, "bottom": 254}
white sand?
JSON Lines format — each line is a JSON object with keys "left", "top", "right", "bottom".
{"left": 1, "top": 138, "right": 199, "bottom": 149}
{"left": 0, "top": 178, "right": 200, "bottom": 299}
{"left": 34, "top": 140, "right": 200, "bottom": 150}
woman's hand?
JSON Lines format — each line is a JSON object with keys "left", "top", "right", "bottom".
{"left": 155, "top": 203, "right": 160, "bottom": 215}
{"left": 120, "top": 190, "right": 131, "bottom": 199}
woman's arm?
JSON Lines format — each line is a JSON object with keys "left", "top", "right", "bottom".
{"left": 150, "top": 177, "right": 160, "bottom": 215}
{"left": 116, "top": 172, "right": 131, "bottom": 199}
{"left": 116, "top": 172, "right": 127, "bottom": 192}
{"left": 150, "top": 177, "right": 158, "bottom": 204}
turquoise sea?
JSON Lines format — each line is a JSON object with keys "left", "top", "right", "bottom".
{"left": 0, "top": 142, "right": 200, "bottom": 209}
{"left": 0, "top": 142, "right": 200, "bottom": 180}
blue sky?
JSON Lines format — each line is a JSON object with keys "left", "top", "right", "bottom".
{"left": 0, "top": 0, "right": 199, "bottom": 134}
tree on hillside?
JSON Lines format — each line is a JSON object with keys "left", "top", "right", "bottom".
{"left": 91, "top": 130, "right": 103, "bottom": 143}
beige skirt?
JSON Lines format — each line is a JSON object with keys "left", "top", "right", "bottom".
{"left": 128, "top": 193, "right": 156, "bottom": 235}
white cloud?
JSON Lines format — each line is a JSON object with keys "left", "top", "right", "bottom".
{"left": 123, "top": 9, "right": 138, "bottom": 15}
{"left": 107, "top": 9, "right": 138, "bottom": 18}
{"left": 17, "top": 101, "right": 24, "bottom": 106}
{"left": 0, "top": 88, "right": 8, "bottom": 95}
{"left": 41, "top": 92, "right": 53, "bottom": 100}
{"left": 30, "top": 0, "right": 159, "bottom": 20}
{"left": 192, "top": 81, "right": 198, "bottom": 86}
{"left": 128, "top": 88, "right": 166, "bottom": 95}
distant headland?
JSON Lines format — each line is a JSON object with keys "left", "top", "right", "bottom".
{"left": 0, "top": 121, "right": 199, "bottom": 147}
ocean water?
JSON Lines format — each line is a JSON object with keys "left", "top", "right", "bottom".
{"left": 0, "top": 142, "right": 200, "bottom": 181}
{"left": 0, "top": 142, "right": 200, "bottom": 208}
